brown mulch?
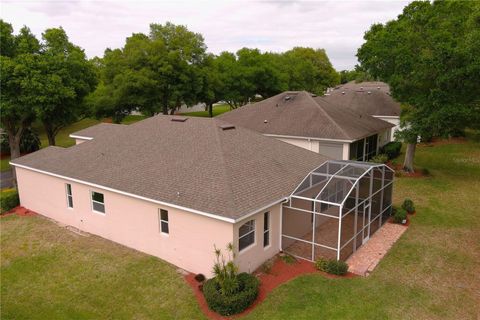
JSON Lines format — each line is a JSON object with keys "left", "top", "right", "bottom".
{"left": 1, "top": 206, "right": 38, "bottom": 217}
{"left": 386, "top": 162, "right": 427, "bottom": 178}
{"left": 185, "top": 257, "right": 356, "bottom": 319}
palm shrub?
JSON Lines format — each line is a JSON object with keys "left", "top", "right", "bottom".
{"left": 393, "top": 208, "right": 408, "bottom": 223}
{"left": 212, "top": 243, "right": 239, "bottom": 296}
{"left": 402, "top": 199, "right": 415, "bottom": 213}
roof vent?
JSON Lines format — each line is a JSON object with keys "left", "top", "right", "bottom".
{"left": 367, "top": 91, "right": 372, "bottom": 94}
{"left": 377, "top": 86, "right": 380, "bottom": 90}
{"left": 360, "top": 87, "right": 363, "bottom": 90}
{"left": 264, "top": 119, "right": 268, "bottom": 123}
{"left": 342, "top": 91, "right": 345, "bottom": 95}
{"left": 311, "top": 93, "right": 317, "bottom": 97}
{"left": 284, "top": 96, "right": 291, "bottom": 101}
{"left": 171, "top": 117, "right": 187, "bottom": 122}
{"left": 220, "top": 124, "right": 235, "bottom": 131}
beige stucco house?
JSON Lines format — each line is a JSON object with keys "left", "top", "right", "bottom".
{"left": 11, "top": 116, "right": 393, "bottom": 276}
{"left": 218, "top": 90, "right": 395, "bottom": 161}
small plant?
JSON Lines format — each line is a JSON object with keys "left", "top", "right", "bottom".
{"left": 0, "top": 189, "right": 19, "bottom": 214}
{"left": 393, "top": 208, "right": 408, "bottom": 224}
{"left": 280, "top": 253, "right": 296, "bottom": 265}
{"left": 212, "top": 243, "right": 239, "bottom": 296}
{"left": 380, "top": 141, "right": 402, "bottom": 160}
{"left": 194, "top": 273, "right": 206, "bottom": 283}
{"left": 315, "top": 258, "right": 349, "bottom": 276}
{"left": 260, "top": 260, "right": 273, "bottom": 274}
{"left": 371, "top": 153, "right": 388, "bottom": 164}
{"left": 401, "top": 199, "right": 415, "bottom": 214}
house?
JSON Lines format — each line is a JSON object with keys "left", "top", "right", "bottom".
{"left": 322, "top": 81, "right": 401, "bottom": 140}
{"left": 10, "top": 116, "right": 393, "bottom": 276}
{"left": 218, "top": 91, "right": 394, "bottom": 161}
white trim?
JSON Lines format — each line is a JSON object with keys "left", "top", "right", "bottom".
{"left": 234, "top": 198, "right": 286, "bottom": 224}
{"left": 264, "top": 133, "right": 353, "bottom": 143}
{"left": 11, "top": 163, "right": 237, "bottom": 223}
{"left": 90, "top": 190, "right": 106, "bottom": 215}
{"left": 372, "top": 115, "right": 400, "bottom": 119}
{"left": 69, "top": 134, "right": 94, "bottom": 140}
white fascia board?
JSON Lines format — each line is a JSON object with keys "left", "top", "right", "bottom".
{"left": 69, "top": 134, "right": 94, "bottom": 140}
{"left": 372, "top": 115, "right": 400, "bottom": 119}
{"left": 10, "top": 162, "right": 237, "bottom": 223}
{"left": 263, "top": 133, "right": 353, "bottom": 143}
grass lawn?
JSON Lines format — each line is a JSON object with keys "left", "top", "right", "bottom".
{"left": 1, "top": 136, "right": 479, "bottom": 319}
{"left": 180, "top": 104, "right": 231, "bottom": 117}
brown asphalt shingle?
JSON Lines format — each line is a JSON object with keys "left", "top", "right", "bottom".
{"left": 322, "top": 81, "right": 401, "bottom": 117}
{"left": 70, "top": 123, "right": 126, "bottom": 138}
{"left": 217, "top": 91, "right": 394, "bottom": 141}
{"left": 12, "top": 116, "right": 328, "bottom": 221}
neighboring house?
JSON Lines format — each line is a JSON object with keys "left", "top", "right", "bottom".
{"left": 322, "top": 81, "right": 401, "bottom": 140}
{"left": 10, "top": 116, "right": 393, "bottom": 276}
{"left": 218, "top": 91, "right": 394, "bottom": 161}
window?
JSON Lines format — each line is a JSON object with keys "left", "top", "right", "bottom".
{"left": 239, "top": 220, "right": 255, "bottom": 251}
{"left": 66, "top": 184, "right": 73, "bottom": 208}
{"left": 91, "top": 191, "right": 105, "bottom": 213}
{"left": 159, "top": 209, "right": 169, "bottom": 234}
{"left": 263, "top": 212, "right": 270, "bottom": 248}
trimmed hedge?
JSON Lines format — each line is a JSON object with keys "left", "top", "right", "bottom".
{"left": 315, "top": 258, "right": 349, "bottom": 276}
{"left": 0, "top": 189, "right": 19, "bottom": 213}
{"left": 393, "top": 208, "right": 408, "bottom": 223}
{"left": 380, "top": 141, "right": 402, "bottom": 160}
{"left": 203, "top": 272, "right": 259, "bottom": 316}
{"left": 402, "top": 199, "right": 415, "bottom": 213}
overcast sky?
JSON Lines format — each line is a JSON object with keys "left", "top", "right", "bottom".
{"left": 1, "top": 0, "right": 410, "bottom": 70}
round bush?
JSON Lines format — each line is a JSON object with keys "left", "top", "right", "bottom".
{"left": 0, "top": 189, "right": 19, "bottom": 213}
{"left": 393, "top": 208, "right": 408, "bottom": 223}
{"left": 401, "top": 198, "right": 415, "bottom": 213}
{"left": 203, "top": 272, "right": 259, "bottom": 316}
{"left": 315, "top": 258, "right": 349, "bottom": 275}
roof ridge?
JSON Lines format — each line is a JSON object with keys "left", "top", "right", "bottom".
{"left": 305, "top": 92, "right": 352, "bottom": 140}
{"left": 211, "top": 119, "right": 238, "bottom": 216}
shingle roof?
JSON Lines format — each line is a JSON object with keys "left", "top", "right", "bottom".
{"left": 322, "top": 81, "right": 401, "bottom": 117}
{"left": 11, "top": 116, "right": 328, "bottom": 221}
{"left": 70, "top": 123, "right": 126, "bottom": 139}
{"left": 217, "top": 91, "right": 394, "bottom": 141}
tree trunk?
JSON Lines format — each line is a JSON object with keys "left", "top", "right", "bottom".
{"left": 162, "top": 105, "right": 168, "bottom": 115}
{"left": 403, "top": 143, "right": 416, "bottom": 173}
{"left": 7, "top": 128, "right": 22, "bottom": 189}
{"left": 43, "top": 122, "right": 56, "bottom": 146}
{"left": 169, "top": 108, "right": 175, "bottom": 115}
{"left": 208, "top": 103, "right": 213, "bottom": 118}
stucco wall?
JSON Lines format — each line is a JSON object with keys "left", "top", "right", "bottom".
{"left": 276, "top": 137, "right": 345, "bottom": 160}
{"left": 233, "top": 204, "right": 281, "bottom": 273}
{"left": 15, "top": 167, "right": 233, "bottom": 276}
{"left": 374, "top": 116, "right": 400, "bottom": 141}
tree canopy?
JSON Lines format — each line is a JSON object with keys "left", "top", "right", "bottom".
{"left": 357, "top": 0, "right": 480, "bottom": 171}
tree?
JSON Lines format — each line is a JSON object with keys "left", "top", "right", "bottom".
{"left": 0, "top": 21, "right": 40, "bottom": 161}
{"left": 90, "top": 22, "right": 207, "bottom": 120}
{"left": 282, "top": 47, "right": 339, "bottom": 95}
{"left": 357, "top": 0, "right": 480, "bottom": 172}
{"left": 339, "top": 65, "right": 374, "bottom": 84}
{"left": 197, "top": 54, "right": 222, "bottom": 117}
{"left": 35, "top": 28, "right": 97, "bottom": 145}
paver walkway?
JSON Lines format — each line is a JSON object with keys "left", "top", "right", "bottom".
{"left": 347, "top": 222, "right": 408, "bottom": 276}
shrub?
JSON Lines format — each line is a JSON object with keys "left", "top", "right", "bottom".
{"left": 0, "top": 128, "right": 41, "bottom": 155}
{"left": 0, "top": 189, "right": 19, "bottom": 213}
{"left": 212, "top": 244, "right": 239, "bottom": 296}
{"left": 380, "top": 141, "right": 402, "bottom": 160}
{"left": 203, "top": 272, "right": 259, "bottom": 316}
{"left": 260, "top": 260, "right": 273, "bottom": 274}
{"left": 371, "top": 153, "right": 388, "bottom": 164}
{"left": 194, "top": 273, "right": 206, "bottom": 283}
{"left": 315, "top": 258, "right": 349, "bottom": 276}
{"left": 280, "top": 253, "right": 296, "bottom": 265}
{"left": 402, "top": 199, "right": 415, "bottom": 213}
{"left": 393, "top": 208, "right": 408, "bottom": 224}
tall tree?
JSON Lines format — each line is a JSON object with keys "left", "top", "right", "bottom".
{"left": 0, "top": 21, "right": 40, "bottom": 161}
{"left": 357, "top": 0, "right": 480, "bottom": 172}
{"left": 197, "top": 54, "right": 222, "bottom": 117}
{"left": 282, "top": 47, "right": 339, "bottom": 95}
{"left": 36, "top": 28, "right": 97, "bottom": 145}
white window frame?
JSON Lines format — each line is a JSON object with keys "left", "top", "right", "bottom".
{"left": 65, "top": 183, "right": 73, "bottom": 209}
{"left": 90, "top": 191, "right": 105, "bottom": 215}
{"left": 263, "top": 212, "right": 270, "bottom": 249}
{"left": 238, "top": 220, "right": 255, "bottom": 252}
{"left": 158, "top": 209, "right": 169, "bottom": 235}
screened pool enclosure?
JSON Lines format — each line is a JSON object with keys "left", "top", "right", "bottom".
{"left": 282, "top": 160, "right": 394, "bottom": 261}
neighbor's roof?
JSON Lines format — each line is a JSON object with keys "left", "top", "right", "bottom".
{"left": 11, "top": 116, "right": 328, "bottom": 222}
{"left": 218, "top": 91, "right": 394, "bottom": 142}
{"left": 70, "top": 123, "right": 126, "bottom": 139}
{"left": 321, "top": 81, "right": 401, "bottom": 117}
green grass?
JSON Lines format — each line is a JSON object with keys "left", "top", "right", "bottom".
{"left": 180, "top": 104, "right": 231, "bottom": 117}
{"left": 1, "top": 158, "right": 10, "bottom": 171}
{"left": 1, "top": 135, "right": 479, "bottom": 319}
